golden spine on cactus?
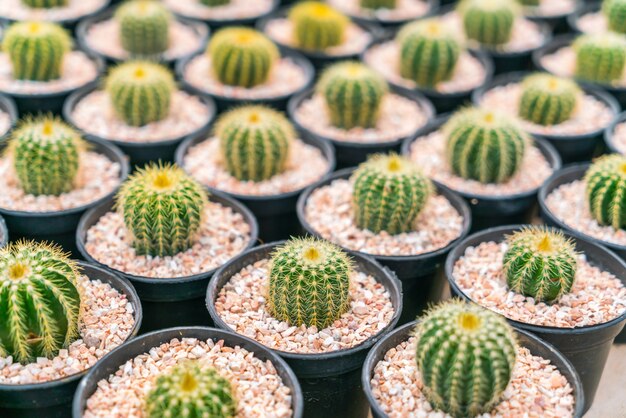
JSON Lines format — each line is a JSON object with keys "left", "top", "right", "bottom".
{"left": 360, "top": 0, "right": 397, "bottom": 9}
{"left": 585, "top": 154, "right": 626, "bottom": 229}
{"left": 21, "top": 0, "right": 68, "bottom": 8}
{"left": 289, "top": 2, "right": 349, "bottom": 51}
{"left": 116, "top": 0, "right": 171, "bottom": 56}
{"left": 458, "top": 0, "right": 519, "bottom": 47}
{"left": 573, "top": 33, "right": 626, "bottom": 85}
{"left": 603, "top": 0, "right": 626, "bottom": 34}
{"left": 518, "top": 73, "right": 581, "bottom": 126}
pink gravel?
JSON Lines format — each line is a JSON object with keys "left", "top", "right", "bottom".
{"left": 541, "top": 46, "right": 626, "bottom": 87}
{"left": 328, "top": 0, "right": 430, "bottom": 22}
{"left": 0, "top": 0, "right": 107, "bottom": 22}
{"left": 522, "top": 0, "right": 576, "bottom": 17}
{"left": 0, "top": 111, "right": 11, "bottom": 138}
{"left": 163, "top": 0, "right": 274, "bottom": 20}
{"left": 611, "top": 122, "right": 626, "bottom": 154}
{"left": 576, "top": 12, "right": 607, "bottom": 34}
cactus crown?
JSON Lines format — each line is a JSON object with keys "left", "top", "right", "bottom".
{"left": 268, "top": 237, "right": 352, "bottom": 329}
{"left": 360, "top": 0, "right": 397, "bottom": 9}
{"left": 289, "top": 2, "right": 349, "bottom": 51}
{"left": 603, "top": 0, "right": 626, "bottom": 34}
{"left": 518, "top": 73, "right": 581, "bottom": 126}
{"left": 458, "top": 0, "right": 519, "bottom": 47}
{"left": 585, "top": 154, "right": 626, "bottom": 230}
{"left": 415, "top": 300, "right": 517, "bottom": 418}
{"left": 116, "top": 0, "right": 171, "bottom": 56}
{"left": 21, "top": 0, "right": 68, "bottom": 9}
{"left": 0, "top": 240, "right": 81, "bottom": 364}
{"left": 573, "top": 33, "right": 626, "bottom": 85}
{"left": 145, "top": 362, "right": 237, "bottom": 418}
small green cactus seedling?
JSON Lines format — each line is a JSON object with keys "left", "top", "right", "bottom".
{"left": 289, "top": 2, "right": 349, "bottom": 51}
{"left": 117, "top": 163, "right": 208, "bottom": 257}
{"left": 116, "top": 0, "right": 171, "bottom": 56}
{"left": 351, "top": 154, "right": 432, "bottom": 235}
{"left": 503, "top": 227, "right": 578, "bottom": 303}
{"left": 518, "top": 73, "right": 581, "bottom": 126}
{"left": 459, "top": 0, "right": 519, "bottom": 47}
{"left": 0, "top": 241, "right": 81, "bottom": 364}
{"left": 21, "top": 0, "right": 68, "bottom": 8}
{"left": 268, "top": 238, "right": 352, "bottom": 329}
{"left": 585, "top": 154, "right": 626, "bottom": 229}
{"left": 445, "top": 107, "right": 527, "bottom": 184}
{"left": 574, "top": 33, "right": 626, "bottom": 85}
{"left": 105, "top": 61, "right": 175, "bottom": 127}
{"left": 2, "top": 21, "right": 71, "bottom": 82}
{"left": 415, "top": 300, "right": 517, "bottom": 418}
{"left": 208, "top": 27, "right": 279, "bottom": 88}
{"left": 200, "top": 0, "right": 230, "bottom": 7}
{"left": 216, "top": 106, "right": 293, "bottom": 182}
{"left": 145, "top": 362, "right": 237, "bottom": 418}
{"left": 361, "top": 0, "right": 397, "bottom": 9}
{"left": 603, "top": 0, "right": 626, "bottom": 34}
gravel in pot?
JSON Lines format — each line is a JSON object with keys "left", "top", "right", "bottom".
{"left": 327, "top": 0, "right": 438, "bottom": 29}
{"left": 164, "top": 0, "right": 280, "bottom": 29}
{"left": 520, "top": 0, "right": 581, "bottom": 34}
{"left": 0, "top": 0, "right": 109, "bottom": 30}
{"left": 0, "top": 92, "right": 17, "bottom": 142}
{"left": 567, "top": 0, "right": 601, "bottom": 33}
{"left": 605, "top": 111, "right": 626, "bottom": 155}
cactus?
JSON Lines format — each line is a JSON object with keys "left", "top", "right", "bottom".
{"left": 603, "top": 0, "right": 626, "bottom": 34}
{"left": 316, "top": 62, "right": 388, "bottom": 130}
{"left": 289, "top": 2, "right": 349, "bottom": 51}
{"left": 574, "top": 33, "right": 626, "bottom": 85}
{"left": 360, "top": 0, "right": 396, "bottom": 9}
{"left": 117, "top": 162, "right": 208, "bottom": 257}
{"left": 518, "top": 73, "right": 581, "bottom": 126}
{"left": 585, "top": 154, "right": 626, "bottom": 229}
{"left": 351, "top": 154, "right": 432, "bottom": 235}
{"left": 458, "top": 0, "right": 518, "bottom": 47}
{"left": 21, "top": 0, "right": 68, "bottom": 8}
{"left": 216, "top": 106, "right": 293, "bottom": 182}
{"left": 0, "top": 241, "right": 81, "bottom": 364}
{"left": 503, "top": 227, "right": 578, "bottom": 303}
{"left": 208, "top": 27, "right": 279, "bottom": 88}
{"left": 200, "top": 0, "right": 230, "bottom": 7}
{"left": 2, "top": 21, "right": 71, "bottom": 82}
{"left": 145, "top": 362, "right": 237, "bottom": 418}
{"left": 268, "top": 238, "right": 352, "bottom": 329}
{"left": 397, "top": 19, "right": 461, "bottom": 88}
{"left": 517, "top": 0, "right": 539, "bottom": 6}
{"left": 445, "top": 107, "right": 527, "bottom": 184}
{"left": 116, "top": 0, "right": 171, "bottom": 56}
{"left": 105, "top": 61, "right": 175, "bottom": 127}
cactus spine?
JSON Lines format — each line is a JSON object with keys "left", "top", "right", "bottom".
{"left": 201, "top": 0, "right": 230, "bottom": 7}
{"left": 585, "top": 154, "right": 626, "bottom": 229}
{"left": 360, "top": 0, "right": 396, "bottom": 9}
{"left": 21, "top": 0, "right": 68, "bottom": 8}
{"left": 459, "top": 0, "right": 518, "bottom": 47}
{"left": 116, "top": 0, "right": 171, "bottom": 56}
{"left": 268, "top": 238, "right": 352, "bottom": 329}
{"left": 574, "top": 33, "right": 626, "bottom": 85}
{"left": 604, "top": 0, "right": 626, "bottom": 34}
{"left": 0, "top": 241, "right": 81, "bottom": 364}
{"left": 518, "top": 73, "right": 581, "bottom": 126}
{"left": 289, "top": 2, "right": 349, "bottom": 51}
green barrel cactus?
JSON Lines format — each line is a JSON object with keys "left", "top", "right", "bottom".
{"left": 518, "top": 73, "right": 581, "bottom": 126}
{"left": 604, "top": 0, "right": 626, "bottom": 34}
{"left": 117, "top": 163, "right": 208, "bottom": 257}
{"left": 289, "top": 2, "right": 349, "bottom": 51}
{"left": 415, "top": 300, "right": 517, "bottom": 418}
{"left": 459, "top": 0, "right": 518, "bottom": 47}
{"left": 503, "top": 227, "right": 578, "bottom": 302}
{"left": 361, "top": 0, "right": 396, "bottom": 9}
{"left": 2, "top": 21, "right": 71, "bottom": 82}
{"left": 145, "top": 362, "right": 237, "bottom": 418}
{"left": 268, "top": 238, "right": 352, "bottom": 329}
{"left": 585, "top": 154, "right": 626, "bottom": 229}
{"left": 518, "top": 0, "right": 539, "bottom": 6}
{"left": 445, "top": 107, "right": 527, "bottom": 183}
{"left": 21, "top": 0, "right": 68, "bottom": 8}
{"left": 208, "top": 27, "right": 279, "bottom": 88}
{"left": 0, "top": 241, "right": 81, "bottom": 364}
{"left": 201, "top": 0, "right": 230, "bottom": 7}
{"left": 216, "top": 106, "right": 293, "bottom": 182}
{"left": 105, "top": 61, "right": 175, "bottom": 127}
{"left": 574, "top": 33, "right": 626, "bottom": 85}
{"left": 351, "top": 154, "right": 432, "bottom": 235}
{"left": 116, "top": 0, "right": 171, "bottom": 56}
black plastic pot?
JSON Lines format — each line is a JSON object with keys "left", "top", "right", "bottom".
{"left": 170, "top": 0, "right": 280, "bottom": 29}
{"left": 175, "top": 129, "right": 335, "bottom": 243}
{"left": 0, "top": 214, "right": 7, "bottom": 248}
{"left": 0, "top": 261, "right": 142, "bottom": 418}
{"left": 566, "top": 0, "right": 600, "bottom": 34}
{"left": 343, "top": 0, "right": 439, "bottom": 30}
{"left": 63, "top": 85, "right": 217, "bottom": 168}
{"left": 0, "top": 138, "right": 129, "bottom": 256}
{"left": 206, "top": 241, "right": 403, "bottom": 418}
{"left": 445, "top": 225, "right": 626, "bottom": 413}
{"left": 76, "top": 191, "right": 259, "bottom": 333}
{"left": 0, "top": 92, "right": 17, "bottom": 141}
{"left": 0, "top": 1, "right": 110, "bottom": 32}
{"left": 72, "top": 326, "right": 304, "bottom": 418}
{"left": 472, "top": 71, "right": 620, "bottom": 163}
{"left": 604, "top": 111, "right": 626, "bottom": 155}
{"left": 362, "top": 321, "right": 585, "bottom": 418}
{"left": 523, "top": 0, "right": 582, "bottom": 34}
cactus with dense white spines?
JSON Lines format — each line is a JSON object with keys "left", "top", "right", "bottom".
{"left": 518, "top": 73, "right": 581, "bottom": 126}
{"left": 458, "top": 0, "right": 519, "bottom": 47}
{"left": 585, "top": 154, "right": 626, "bottom": 229}
{"left": 116, "top": 0, "right": 171, "bottom": 56}
{"left": 574, "top": 33, "right": 626, "bottom": 85}
{"left": 289, "top": 2, "right": 349, "bottom": 51}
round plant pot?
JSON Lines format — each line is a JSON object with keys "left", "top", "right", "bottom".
{"left": 72, "top": 326, "right": 304, "bottom": 418}
{"left": 175, "top": 128, "right": 336, "bottom": 243}
{"left": 362, "top": 320, "right": 585, "bottom": 418}
{"left": 206, "top": 241, "right": 402, "bottom": 418}
{"left": 523, "top": 0, "right": 582, "bottom": 34}
{"left": 0, "top": 138, "right": 129, "bottom": 256}
{"left": 169, "top": 0, "right": 280, "bottom": 29}
{"left": 0, "top": 92, "right": 17, "bottom": 142}
{"left": 76, "top": 191, "right": 259, "bottom": 333}
{"left": 567, "top": 0, "right": 600, "bottom": 34}
{"left": 340, "top": 0, "right": 439, "bottom": 30}
{"left": 0, "top": 214, "right": 7, "bottom": 248}
{"left": 472, "top": 71, "right": 620, "bottom": 164}
{"left": 445, "top": 225, "right": 626, "bottom": 413}
{"left": 0, "top": 0, "right": 110, "bottom": 32}
{"left": 0, "top": 261, "right": 142, "bottom": 418}
{"left": 604, "top": 110, "right": 626, "bottom": 155}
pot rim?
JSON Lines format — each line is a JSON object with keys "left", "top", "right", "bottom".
{"left": 604, "top": 111, "right": 626, "bottom": 155}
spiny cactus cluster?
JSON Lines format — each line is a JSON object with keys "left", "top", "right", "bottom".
{"left": 361, "top": 0, "right": 397, "bottom": 9}
{"left": 0, "top": 241, "right": 81, "bottom": 364}
{"left": 459, "top": 0, "right": 518, "bottom": 47}
{"left": 208, "top": 27, "right": 279, "bottom": 88}
{"left": 216, "top": 106, "right": 293, "bottom": 182}
{"left": 503, "top": 227, "right": 578, "bottom": 303}
{"left": 518, "top": 73, "right": 581, "bottom": 126}
{"left": 117, "top": 163, "right": 208, "bottom": 257}
{"left": 201, "top": 0, "right": 230, "bottom": 7}
{"left": 604, "top": 0, "right": 626, "bottom": 34}
{"left": 415, "top": 300, "right": 517, "bottom": 418}
{"left": 289, "top": 2, "right": 349, "bottom": 51}
{"left": 2, "top": 21, "right": 71, "bottom": 82}
{"left": 574, "top": 33, "right": 626, "bottom": 85}
{"left": 105, "top": 61, "right": 175, "bottom": 127}
{"left": 268, "top": 238, "right": 352, "bottom": 329}
{"left": 445, "top": 107, "right": 527, "bottom": 184}
{"left": 145, "top": 362, "right": 237, "bottom": 418}
{"left": 397, "top": 18, "right": 461, "bottom": 88}
{"left": 351, "top": 154, "right": 432, "bottom": 235}
{"left": 21, "top": 0, "right": 67, "bottom": 8}
{"left": 585, "top": 154, "right": 626, "bottom": 229}
{"left": 116, "top": 0, "right": 171, "bottom": 56}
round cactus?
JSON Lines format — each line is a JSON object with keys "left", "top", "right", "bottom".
{"left": 0, "top": 241, "right": 81, "bottom": 364}
{"left": 117, "top": 163, "right": 208, "bottom": 257}
{"left": 216, "top": 106, "right": 293, "bottom": 182}
{"left": 415, "top": 300, "right": 517, "bottom": 418}
{"left": 289, "top": 2, "right": 349, "bottom": 51}
{"left": 574, "top": 33, "right": 626, "bottom": 85}
{"left": 517, "top": 0, "right": 539, "bottom": 6}
{"left": 201, "top": 0, "right": 230, "bottom": 6}
{"left": 445, "top": 107, "right": 527, "bottom": 184}
{"left": 116, "top": 0, "right": 171, "bottom": 56}
{"left": 2, "top": 21, "right": 71, "bottom": 82}
{"left": 268, "top": 238, "right": 352, "bottom": 329}
{"left": 603, "top": 0, "right": 626, "bottom": 34}
{"left": 208, "top": 27, "right": 279, "bottom": 88}
{"left": 361, "top": 0, "right": 396, "bottom": 9}
{"left": 585, "top": 154, "right": 626, "bottom": 229}
{"left": 397, "top": 18, "right": 461, "bottom": 88}
{"left": 518, "top": 73, "right": 581, "bottom": 126}
{"left": 459, "top": 0, "right": 518, "bottom": 47}
{"left": 503, "top": 227, "right": 578, "bottom": 303}
{"left": 105, "top": 61, "right": 175, "bottom": 127}
{"left": 351, "top": 154, "right": 432, "bottom": 235}
{"left": 21, "top": 0, "right": 68, "bottom": 8}
{"left": 145, "top": 362, "right": 237, "bottom": 418}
